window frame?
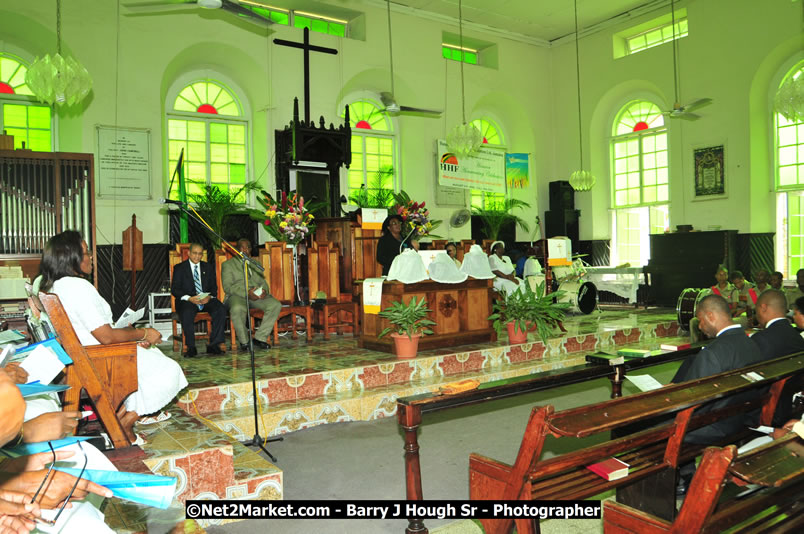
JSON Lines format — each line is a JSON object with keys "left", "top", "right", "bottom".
{"left": 0, "top": 53, "right": 55, "bottom": 152}
{"left": 469, "top": 118, "right": 507, "bottom": 209}
{"left": 165, "top": 77, "right": 251, "bottom": 203}
{"left": 342, "top": 99, "right": 398, "bottom": 202}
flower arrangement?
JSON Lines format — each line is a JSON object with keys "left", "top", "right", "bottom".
{"left": 392, "top": 190, "right": 442, "bottom": 240}
{"left": 258, "top": 191, "right": 315, "bottom": 245}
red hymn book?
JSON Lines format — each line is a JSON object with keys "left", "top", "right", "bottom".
{"left": 586, "top": 458, "right": 630, "bottom": 481}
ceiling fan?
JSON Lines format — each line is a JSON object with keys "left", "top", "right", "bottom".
{"left": 661, "top": 0, "right": 712, "bottom": 121}
{"left": 379, "top": 0, "right": 442, "bottom": 118}
{"left": 123, "top": 0, "right": 273, "bottom": 27}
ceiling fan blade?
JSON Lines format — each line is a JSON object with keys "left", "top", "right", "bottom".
{"left": 676, "top": 112, "right": 701, "bottom": 121}
{"left": 682, "top": 98, "right": 712, "bottom": 113}
{"left": 220, "top": 0, "right": 273, "bottom": 25}
{"left": 398, "top": 106, "right": 443, "bottom": 117}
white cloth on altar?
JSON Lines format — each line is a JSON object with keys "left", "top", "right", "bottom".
{"left": 387, "top": 249, "right": 429, "bottom": 284}
{"left": 489, "top": 253, "right": 526, "bottom": 294}
{"left": 428, "top": 253, "right": 468, "bottom": 284}
{"left": 459, "top": 245, "right": 495, "bottom": 279}
{"left": 51, "top": 277, "right": 188, "bottom": 415}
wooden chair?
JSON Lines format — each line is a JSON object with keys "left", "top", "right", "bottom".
{"left": 430, "top": 239, "right": 447, "bottom": 250}
{"left": 308, "top": 242, "right": 358, "bottom": 340}
{"left": 216, "top": 246, "right": 267, "bottom": 349}
{"left": 260, "top": 242, "right": 312, "bottom": 345}
{"left": 458, "top": 239, "right": 475, "bottom": 263}
{"left": 168, "top": 244, "right": 213, "bottom": 352}
{"left": 352, "top": 226, "right": 383, "bottom": 280}
{"left": 38, "top": 292, "right": 137, "bottom": 449}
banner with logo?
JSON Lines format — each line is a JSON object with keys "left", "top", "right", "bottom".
{"left": 436, "top": 140, "right": 506, "bottom": 194}
{"left": 505, "top": 153, "right": 530, "bottom": 189}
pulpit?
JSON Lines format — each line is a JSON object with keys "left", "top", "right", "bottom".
{"left": 356, "top": 279, "right": 496, "bottom": 354}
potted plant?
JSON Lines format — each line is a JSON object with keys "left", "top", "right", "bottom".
{"left": 471, "top": 195, "right": 531, "bottom": 241}
{"left": 348, "top": 166, "right": 396, "bottom": 214}
{"left": 378, "top": 296, "right": 436, "bottom": 358}
{"left": 188, "top": 181, "right": 263, "bottom": 246}
{"left": 488, "top": 282, "right": 570, "bottom": 344}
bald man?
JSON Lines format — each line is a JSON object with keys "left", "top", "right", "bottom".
{"left": 751, "top": 289, "right": 804, "bottom": 425}
{"left": 672, "top": 294, "right": 764, "bottom": 441}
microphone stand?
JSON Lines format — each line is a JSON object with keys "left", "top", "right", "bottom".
{"left": 166, "top": 200, "right": 283, "bottom": 462}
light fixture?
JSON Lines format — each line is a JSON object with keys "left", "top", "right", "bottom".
{"left": 25, "top": 0, "right": 92, "bottom": 107}
{"left": 446, "top": 0, "right": 482, "bottom": 158}
{"left": 774, "top": 69, "right": 804, "bottom": 123}
{"left": 568, "top": 0, "right": 595, "bottom": 192}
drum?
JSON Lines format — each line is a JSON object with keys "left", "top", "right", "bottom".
{"left": 558, "top": 280, "right": 598, "bottom": 314}
{"left": 676, "top": 288, "right": 706, "bottom": 329}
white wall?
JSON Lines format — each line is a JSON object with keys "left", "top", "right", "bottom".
{"left": 1, "top": 0, "right": 800, "bottom": 247}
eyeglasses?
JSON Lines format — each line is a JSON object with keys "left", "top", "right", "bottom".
{"left": 31, "top": 441, "right": 88, "bottom": 526}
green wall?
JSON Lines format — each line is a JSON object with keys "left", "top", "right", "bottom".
{"left": 0, "top": 0, "right": 800, "bottom": 247}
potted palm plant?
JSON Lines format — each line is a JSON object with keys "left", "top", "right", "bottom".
{"left": 471, "top": 195, "right": 531, "bottom": 241}
{"left": 188, "top": 181, "right": 263, "bottom": 246}
{"left": 488, "top": 282, "right": 570, "bottom": 344}
{"left": 378, "top": 296, "right": 436, "bottom": 358}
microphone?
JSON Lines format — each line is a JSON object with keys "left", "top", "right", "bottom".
{"left": 160, "top": 198, "right": 185, "bottom": 206}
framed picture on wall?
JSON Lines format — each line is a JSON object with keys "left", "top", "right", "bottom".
{"left": 693, "top": 145, "right": 726, "bottom": 199}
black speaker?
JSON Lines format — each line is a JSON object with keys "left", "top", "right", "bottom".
{"left": 549, "top": 181, "right": 575, "bottom": 210}
{"left": 545, "top": 209, "right": 580, "bottom": 245}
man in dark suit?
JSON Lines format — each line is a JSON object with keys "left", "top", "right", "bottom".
{"left": 751, "top": 289, "right": 804, "bottom": 426}
{"left": 672, "top": 294, "right": 764, "bottom": 442}
{"left": 171, "top": 243, "right": 226, "bottom": 357}
{"left": 673, "top": 294, "right": 764, "bottom": 494}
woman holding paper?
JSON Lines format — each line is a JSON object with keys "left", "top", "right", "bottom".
{"left": 39, "top": 231, "right": 188, "bottom": 437}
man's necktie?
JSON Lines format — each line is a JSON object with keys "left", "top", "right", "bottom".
{"left": 193, "top": 264, "right": 204, "bottom": 310}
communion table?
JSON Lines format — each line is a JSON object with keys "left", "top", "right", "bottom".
{"left": 355, "top": 278, "right": 496, "bottom": 354}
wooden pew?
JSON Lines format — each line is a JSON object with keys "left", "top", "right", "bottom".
{"left": 467, "top": 352, "right": 804, "bottom": 534}
{"left": 603, "top": 435, "right": 804, "bottom": 533}
{"left": 396, "top": 346, "right": 700, "bottom": 534}
{"left": 38, "top": 292, "right": 137, "bottom": 449}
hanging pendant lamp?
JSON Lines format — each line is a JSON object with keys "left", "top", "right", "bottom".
{"left": 26, "top": 0, "right": 93, "bottom": 107}
{"left": 446, "top": 0, "right": 482, "bottom": 158}
{"left": 568, "top": 0, "right": 595, "bottom": 192}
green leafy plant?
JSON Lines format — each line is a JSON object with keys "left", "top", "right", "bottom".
{"left": 378, "top": 296, "right": 437, "bottom": 340}
{"left": 348, "top": 166, "right": 395, "bottom": 209}
{"left": 471, "top": 195, "right": 531, "bottom": 241}
{"left": 188, "top": 181, "right": 263, "bottom": 245}
{"left": 488, "top": 282, "right": 570, "bottom": 344}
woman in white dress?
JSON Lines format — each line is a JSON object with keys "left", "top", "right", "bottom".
{"left": 488, "top": 241, "right": 525, "bottom": 295}
{"left": 39, "top": 231, "right": 188, "bottom": 438}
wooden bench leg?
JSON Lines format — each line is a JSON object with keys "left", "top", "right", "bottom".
{"left": 322, "top": 304, "right": 330, "bottom": 341}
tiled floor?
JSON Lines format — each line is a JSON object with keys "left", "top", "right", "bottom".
{"left": 164, "top": 308, "right": 679, "bottom": 390}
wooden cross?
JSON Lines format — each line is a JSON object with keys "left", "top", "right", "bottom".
{"left": 274, "top": 27, "right": 338, "bottom": 124}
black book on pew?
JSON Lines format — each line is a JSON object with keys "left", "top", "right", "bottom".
{"left": 586, "top": 352, "right": 625, "bottom": 366}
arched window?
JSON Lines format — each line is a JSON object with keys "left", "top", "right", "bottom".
{"left": 469, "top": 118, "right": 506, "bottom": 209}
{"left": 166, "top": 79, "right": 248, "bottom": 200}
{"left": 610, "top": 100, "right": 670, "bottom": 266}
{"left": 342, "top": 100, "right": 395, "bottom": 203}
{"left": 0, "top": 53, "right": 52, "bottom": 151}
{"left": 776, "top": 62, "right": 804, "bottom": 276}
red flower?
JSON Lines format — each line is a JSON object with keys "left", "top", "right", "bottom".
{"left": 265, "top": 220, "right": 271, "bottom": 226}
{"left": 419, "top": 201, "right": 425, "bottom": 208}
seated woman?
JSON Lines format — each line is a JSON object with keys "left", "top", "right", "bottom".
{"left": 38, "top": 231, "right": 188, "bottom": 440}
{"left": 445, "top": 242, "right": 461, "bottom": 268}
{"left": 488, "top": 241, "right": 525, "bottom": 295}
{"left": 376, "top": 214, "right": 418, "bottom": 276}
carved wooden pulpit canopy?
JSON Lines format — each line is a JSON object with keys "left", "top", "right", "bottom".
{"left": 274, "top": 27, "right": 351, "bottom": 217}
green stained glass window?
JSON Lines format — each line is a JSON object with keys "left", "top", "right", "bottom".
{"left": 468, "top": 119, "right": 505, "bottom": 208}
{"left": 626, "top": 18, "right": 687, "bottom": 56}
{"left": 342, "top": 100, "right": 395, "bottom": 202}
{"left": 168, "top": 80, "right": 248, "bottom": 200}
{"left": 611, "top": 100, "right": 670, "bottom": 266}
{"left": 442, "top": 45, "right": 478, "bottom": 65}
{"left": 294, "top": 13, "right": 346, "bottom": 37}
{"left": 776, "top": 66, "right": 804, "bottom": 191}
{"left": 1, "top": 54, "right": 52, "bottom": 151}
{"left": 243, "top": 6, "right": 289, "bottom": 25}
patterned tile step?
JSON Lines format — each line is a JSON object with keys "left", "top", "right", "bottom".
{"left": 102, "top": 498, "right": 205, "bottom": 534}
{"left": 104, "top": 408, "right": 282, "bottom": 529}
{"left": 176, "top": 318, "right": 681, "bottom": 418}
{"left": 188, "top": 351, "right": 592, "bottom": 439}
